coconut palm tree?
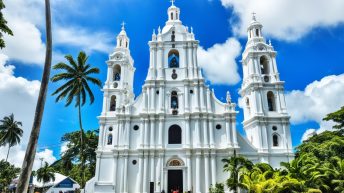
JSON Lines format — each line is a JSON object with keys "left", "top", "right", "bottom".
{"left": 50, "top": 51, "right": 101, "bottom": 187}
{"left": 37, "top": 162, "right": 55, "bottom": 193}
{"left": 0, "top": 0, "right": 13, "bottom": 49}
{"left": 222, "top": 150, "right": 253, "bottom": 193}
{"left": 0, "top": 113, "right": 23, "bottom": 161}
{"left": 16, "top": 0, "right": 52, "bottom": 192}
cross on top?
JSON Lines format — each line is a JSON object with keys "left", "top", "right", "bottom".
{"left": 252, "top": 12, "right": 257, "bottom": 21}
{"left": 121, "top": 21, "right": 126, "bottom": 30}
{"left": 170, "top": 0, "right": 175, "bottom": 6}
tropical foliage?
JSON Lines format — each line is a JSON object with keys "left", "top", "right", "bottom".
{"left": 36, "top": 162, "right": 55, "bottom": 192}
{"left": 0, "top": 114, "right": 23, "bottom": 161}
{"left": 51, "top": 51, "right": 101, "bottom": 188}
{"left": 51, "top": 130, "right": 98, "bottom": 186}
{"left": 0, "top": 160, "right": 20, "bottom": 192}
{"left": 220, "top": 106, "right": 344, "bottom": 193}
{"left": 0, "top": 0, "right": 13, "bottom": 49}
{"left": 209, "top": 183, "right": 225, "bottom": 193}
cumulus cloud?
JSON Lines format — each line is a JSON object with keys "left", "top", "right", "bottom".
{"left": 0, "top": 54, "right": 56, "bottom": 170}
{"left": 198, "top": 38, "right": 242, "bottom": 85}
{"left": 220, "top": 0, "right": 344, "bottom": 41}
{"left": 54, "top": 27, "right": 114, "bottom": 53}
{"left": 285, "top": 74, "right": 344, "bottom": 141}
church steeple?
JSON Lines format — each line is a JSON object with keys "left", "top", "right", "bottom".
{"left": 247, "top": 13, "right": 264, "bottom": 43}
{"left": 116, "top": 21, "right": 130, "bottom": 49}
{"left": 167, "top": 0, "right": 181, "bottom": 23}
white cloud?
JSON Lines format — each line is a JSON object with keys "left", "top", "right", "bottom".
{"left": 220, "top": 0, "right": 344, "bottom": 41}
{"left": 54, "top": 27, "right": 114, "bottom": 53}
{"left": 0, "top": 54, "right": 56, "bottom": 170}
{"left": 285, "top": 74, "right": 344, "bottom": 141}
{"left": 198, "top": 38, "right": 242, "bottom": 85}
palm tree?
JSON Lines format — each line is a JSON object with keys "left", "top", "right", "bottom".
{"left": 0, "top": 114, "right": 23, "bottom": 161}
{"left": 16, "top": 0, "right": 52, "bottom": 192}
{"left": 0, "top": 0, "right": 13, "bottom": 49}
{"left": 222, "top": 150, "right": 253, "bottom": 193}
{"left": 36, "top": 162, "right": 55, "bottom": 193}
{"left": 50, "top": 51, "right": 101, "bottom": 187}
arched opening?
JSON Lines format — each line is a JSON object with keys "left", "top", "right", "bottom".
{"left": 267, "top": 91, "right": 275, "bottom": 111}
{"left": 176, "top": 12, "right": 179, "bottom": 20}
{"left": 168, "top": 50, "right": 179, "bottom": 68}
{"left": 171, "top": 91, "right": 178, "bottom": 109}
{"left": 171, "top": 31, "right": 175, "bottom": 42}
{"left": 119, "top": 40, "right": 122, "bottom": 47}
{"left": 113, "top": 65, "right": 121, "bottom": 81}
{"left": 168, "top": 125, "right": 182, "bottom": 144}
{"left": 246, "top": 98, "right": 250, "bottom": 107}
{"left": 171, "top": 12, "right": 174, "bottom": 20}
{"left": 110, "top": 96, "right": 116, "bottom": 111}
{"left": 260, "top": 56, "right": 269, "bottom": 75}
{"left": 273, "top": 134, "right": 279, "bottom": 147}
{"left": 126, "top": 41, "right": 128, "bottom": 48}
{"left": 256, "top": 29, "right": 259, "bottom": 37}
{"left": 107, "top": 134, "right": 113, "bottom": 145}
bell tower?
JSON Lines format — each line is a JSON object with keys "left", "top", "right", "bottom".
{"left": 240, "top": 14, "right": 292, "bottom": 158}
{"left": 102, "top": 22, "right": 135, "bottom": 115}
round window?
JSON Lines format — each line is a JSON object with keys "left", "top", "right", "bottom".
{"left": 109, "top": 127, "right": 113, "bottom": 131}
{"left": 216, "top": 124, "right": 222, "bottom": 130}
{"left": 190, "top": 90, "right": 194, "bottom": 94}
{"left": 133, "top": 125, "right": 139, "bottom": 131}
{"left": 272, "top": 126, "right": 277, "bottom": 131}
{"left": 132, "top": 160, "right": 137, "bottom": 165}
{"left": 113, "top": 82, "right": 118, "bottom": 88}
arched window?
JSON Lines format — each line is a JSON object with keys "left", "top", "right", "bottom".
{"left": 273, "top": 134, "right": 279, "bottom": 147}
{"left": 126, "top": 41, "right": 128, "bottom": 48}
{"left": 260, "top": 56, "right": 269, "bottom": 75}
{"left": 120, "top": 40, "right": 122, "bottom": 47}
{"left": 246, "top": 98, "right": 250, "bottom": 107}
{"left": 256, "top": 29, "right": 259, "bottom": 36}
{"left": 169, "top": 125, "right": 182, "bottom": 144}
{"left": 110, "top": 96, "right": 116, "bottom": 111}
{"left": 107, "top": 134, "right": 113, "bottom": 145}
{"left": 168, "top": 50, "right": 179, "bottom": 68}
{"left": 113, "top": 65, "right": 121, "bottom": 81}
{"left": 171, "top": 13, "right": 173, "bottom": 20}
{"left": 267, "top": 91, "right": 275, "bottom": 111}
{"left": 171, "top": 91, "right": 178, "bottom": 109}
{"left": 171, "top": 31, "right": 175, "bottom": 42}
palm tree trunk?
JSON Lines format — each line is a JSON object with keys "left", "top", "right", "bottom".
{"left": 16, "top": 0, "right": 52, "bottom": 192}
{"left": 78, "top": 92, "right": 85, "bottom": 188}
{"left": 6, "top": 144, "right": 11, "bottom": 162}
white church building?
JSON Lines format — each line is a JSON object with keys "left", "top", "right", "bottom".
{"left": 86, "top": 2, "right": 293, "bottom": 193}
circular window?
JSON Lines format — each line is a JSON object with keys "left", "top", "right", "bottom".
{"left": 156, "top": 90, "right": 160, "bottom": 95}
{"left": 264, "top": 76, "right": 270, "bottom": 82}
{"left": 133, "top": 125, "right": 139, "bottom": 131}
{"left": 190, "top": 90, "right": 194, "bottom": 94}
{"left": 216, "top": 124, "right": 222, "bottom": 130}
{"left": 132, "top": 160, "right": 137, "bottom": 165}
{"left": 272, "top": 126, "right": 277, "bottom": 131}
{"left": 113, "top": 82, "right": 118, "bottom": 88}
{"left": 109, "top": 127, "right": 113, "bottom": 131}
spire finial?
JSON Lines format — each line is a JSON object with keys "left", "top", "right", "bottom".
{"left": 252, "top": 12, "right": 257, "bottom": 21}
{"left": 170, "top": 0, "right": 175, "bottom": 6}
{"left": 121, "top": 21, "right": 126, "bottom": 30}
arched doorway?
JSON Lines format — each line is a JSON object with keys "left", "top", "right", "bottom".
{"left": 167, "top": 159, "right": 184, "bottom": 193}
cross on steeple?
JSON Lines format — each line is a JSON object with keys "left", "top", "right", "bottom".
{"left": 170, "top": 0, "right": 175, "bottom": 6}
{"left": 121, "top": 21, "right": 126, "bottom": 30}
{"left": 252, "top": 12, "right": 257, "bottom": 21}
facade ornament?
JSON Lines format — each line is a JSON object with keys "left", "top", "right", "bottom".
{"left": 226, "top": 91, "right": 231, "bottom": 104}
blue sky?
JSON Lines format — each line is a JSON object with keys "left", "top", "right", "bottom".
{"left": 1, "top": 0, "right": 344, "bottom": 167}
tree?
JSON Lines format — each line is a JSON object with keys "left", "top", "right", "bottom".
{"left": 209, "top": 183, "right": 225, "bottom": 193}
{"left": 0, "top": 114, "right": 23, "bottom": 161}
{"left": 222, "top": 150, "right": 253, "bottom": 193}
{"left": 0, "top": 160, "right": 20, "bottom": 192}
{"left": 36, "top": 162, "right": 55, "bottom": 192}
{"left": 0, "top": 0, "right": 13, "bottom": 49}
{"left": 16, "top": 0, "right": 52, "bottom": 192}
{"left": 323, "top": 106, "right": 344, "bottom": 130}
{"left": 50, "top": 52, "right": 101, "bottom": 187}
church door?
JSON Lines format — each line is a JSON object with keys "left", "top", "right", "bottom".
{"left": 168, "top": 170, "right": 183, "bottom": 193}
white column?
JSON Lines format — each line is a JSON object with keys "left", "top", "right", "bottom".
{"left": 157, "top": 47, "right": 163, "bottom": 79}
{"left": 225, "top": 117, "right": 232, "bottom": 147}
{"left": 203, "top": 118, "right": 209, "bottom": 147}
{"left": 185, "top": 117, "right": 191, "bottom": 147}
{"left": 150, "top": 87, "right": 155, "bottom": 112}
{"left": 123, "top": 156, "right": 128, "bottom": 193}
{"left": 195, "top": 119, "right": 201, "bottom": 147}
{"left": 143, "top": 155, "right": 148, "bottom": 193}
{"left": 161, "top": 87, "right": 165, "bottom": 111}
{"left": 144, "top": 119, "right": 149, "bottom": 148}
{"left": 95, "top": 155, "right": 101, "bottom": 181}
{"left": 195, "top": 154, "right": 201, "bottom": 193}
{"left": 125, "top": 120, "right": 130, "bottom": 148}
{"left": 143, "top": 88, "right": 148, "bottom": 111}
{"left": 102, "top": 94, "right": 108, "bottom": 115}
{"left": 194, "top": 84, "right": 200, "bottom": 111}
{"left": 187, "top": 156, "right": 192, "bottom": 191}
{"left": 159, "top": 86, "right": 163, "bottom": 112}
{"left": 200, "top": 85, "right": 206, "bottom": 111}
{"left": 231, "top": 117, "right": 238, "bottom": 147}
{"left": 209, "top": 118, "right": 215, "bottom": 148}
{"left": 158, "top": 118, "right": 164, "bottom": 148}
{"left": 187, "top": 44, "right": 194, "bottom": 79}
{"left": 150, "top": 117, "right": 155, "bottom": 148}
{"left": 204, "top": 154, "right": 210, "bottom": 193}
{"left": 155, "top": 155, "right": 161, "bottom": 192}
{"left": 206, "top": 88, "right": 212, "bottom": 113}
{"left": 137, "top": 155, "right": 143, "bottom": 193}
{"left": 210, "top": 152, "right": 216, "bottom": 186}
{"left": 192, "top": 45, "right": 198, "bottom": 78}
{"left": 118, "top": 120, "right": 123, "bottom": 148}
{"left": 184, "top": 85, "right": 189, "bottom": 112}
{"left": 140, "top": 119, "right": 145, "bottom": 147}
{"left": 113, "top": 155, "right": 118, "bottom": 187}
{"left": 98, "top": 125, "right": 105, "bottom": 147}
{"left": 150, "top": 152, "right": 155, "bottom": 183}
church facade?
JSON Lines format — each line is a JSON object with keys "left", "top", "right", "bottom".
{"left": 85, "top": 2, "right": 293, "bottom": 193}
